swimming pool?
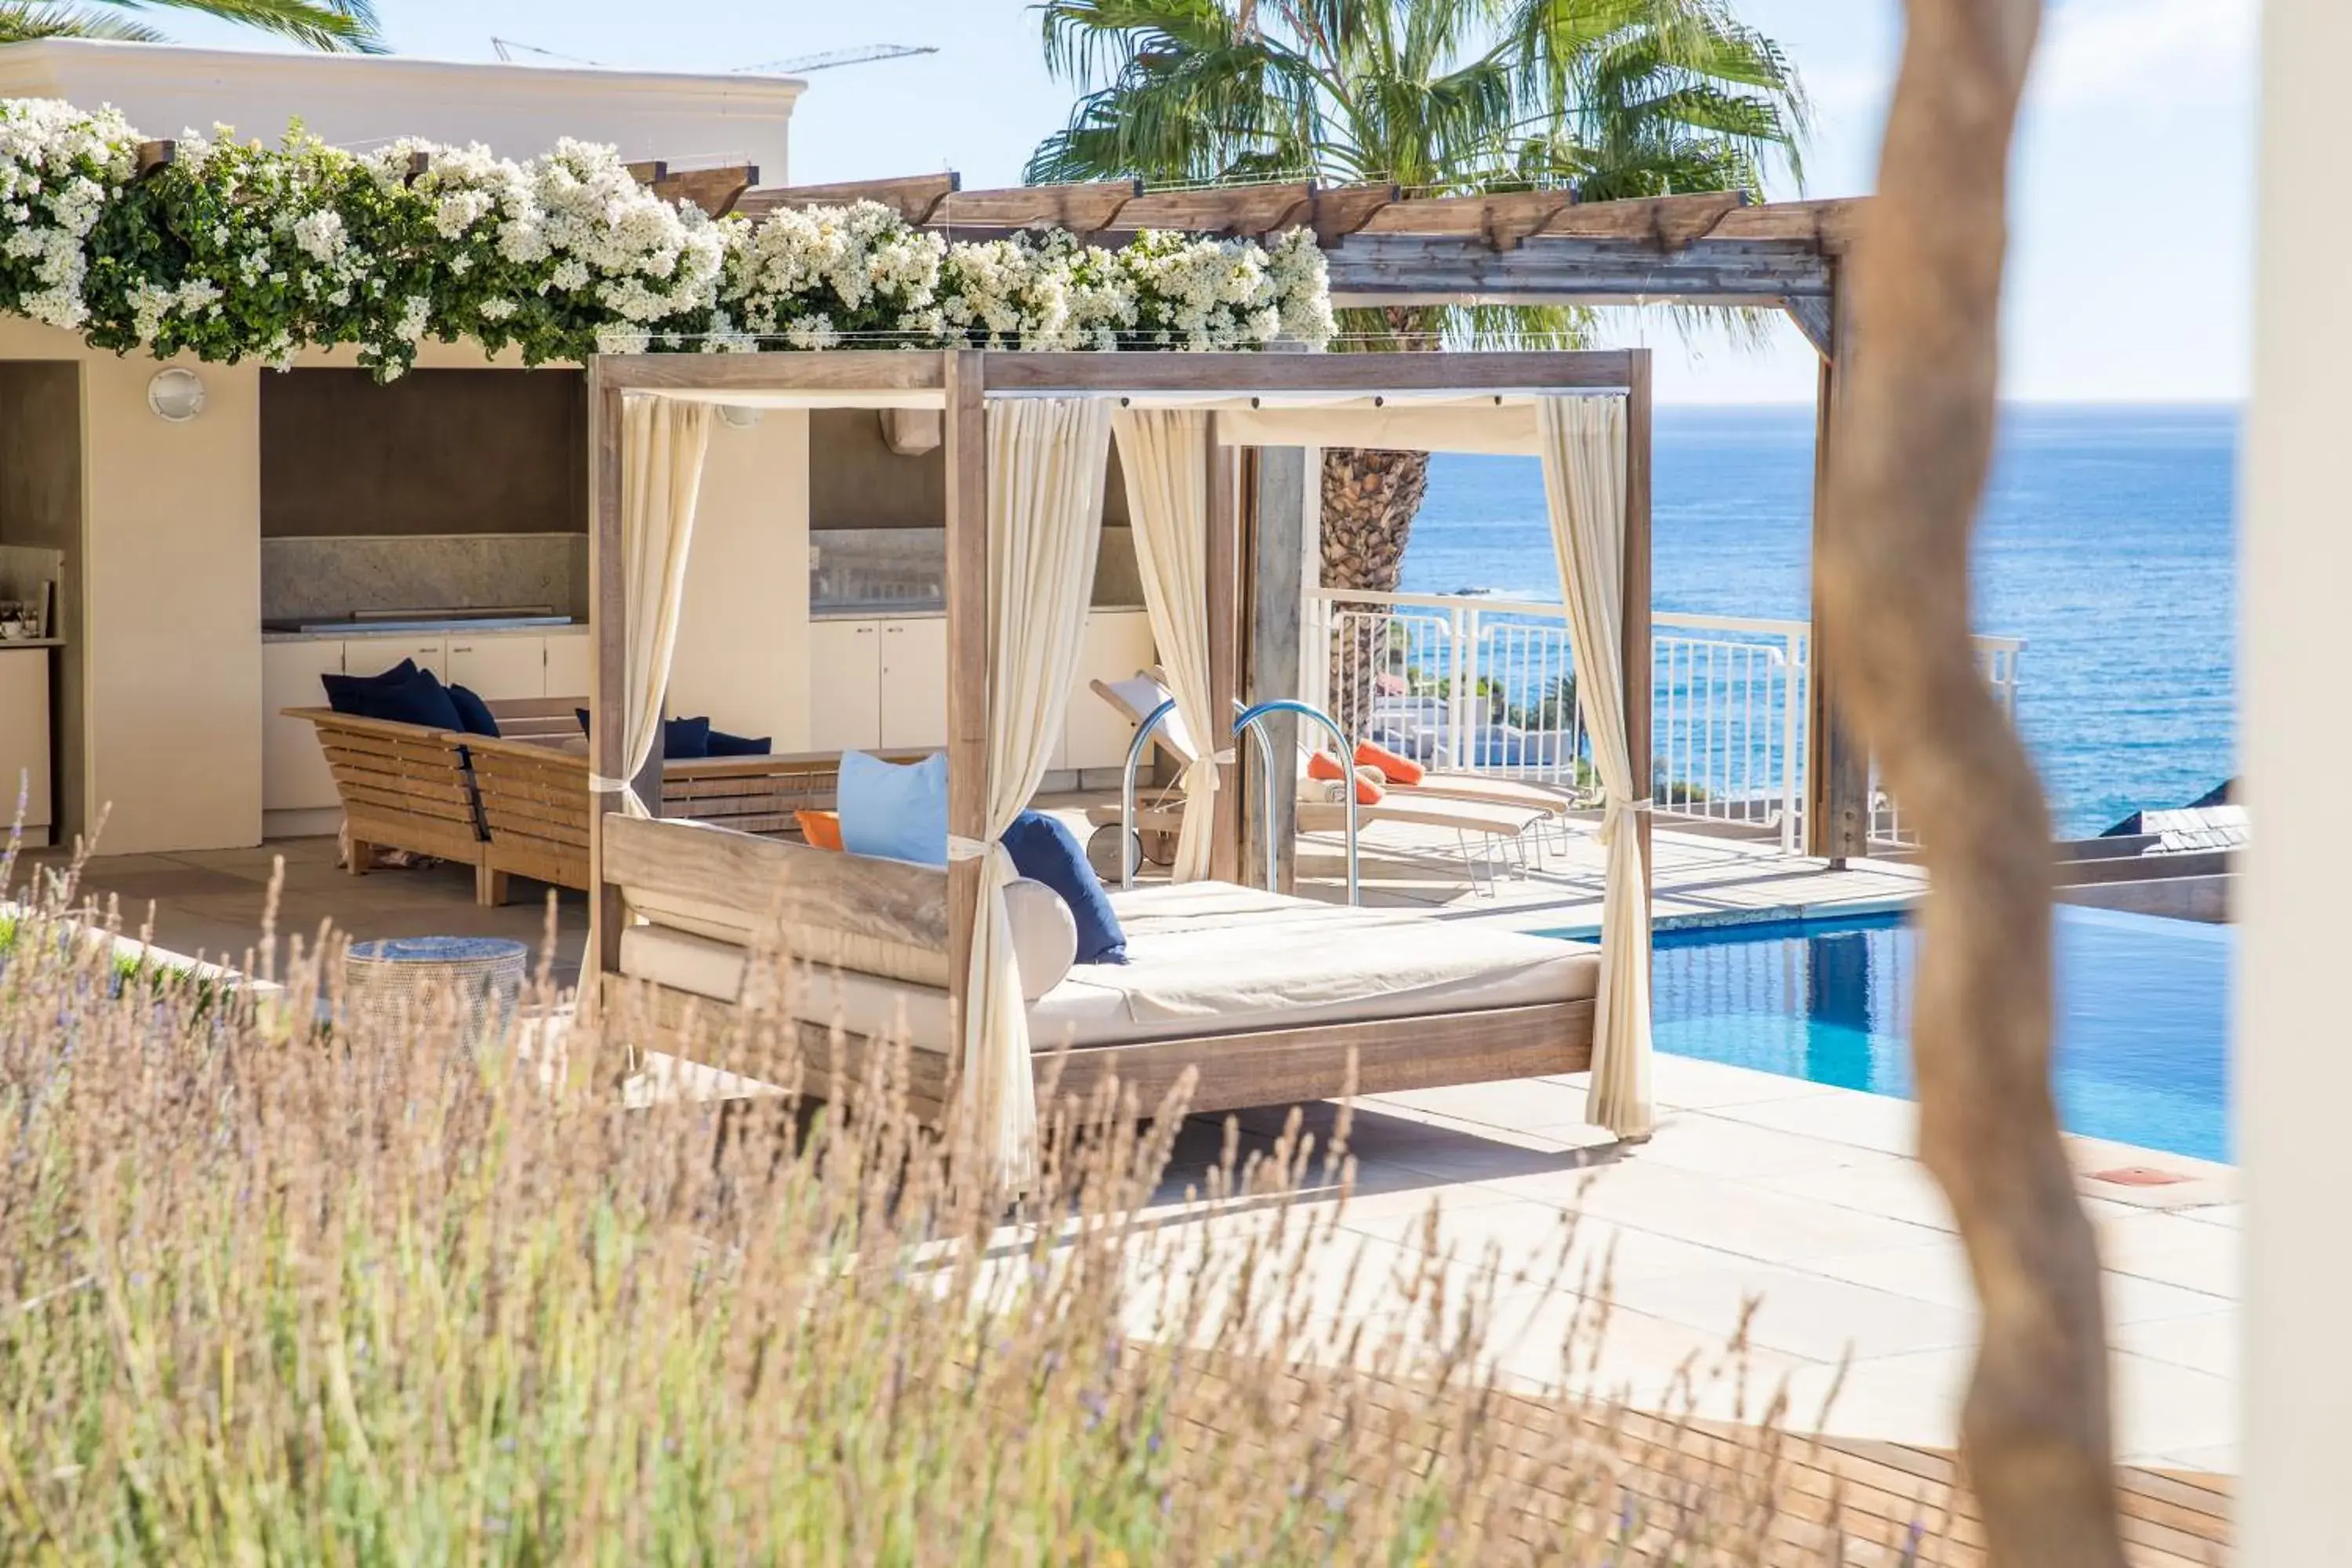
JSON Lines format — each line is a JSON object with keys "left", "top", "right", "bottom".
{"left": 1627, "top": 907, "right": 2233, "bottom": 1163}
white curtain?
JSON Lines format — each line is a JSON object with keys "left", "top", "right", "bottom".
{"left": 1113, "top": 409, "right": 1221, "bottom": 882}
{"left": 612, "top": 395, "right": 713, "bottom": 815}
{"left": 1537, "top": 394, "right": 1653, "bottom": 1139}
{"left": 964, "top": 395, "right": 1114, "bottom": 1184}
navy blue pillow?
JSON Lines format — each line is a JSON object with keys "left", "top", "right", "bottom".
{"left": 1002, "top": 809, "right": 1127, "bottom": 964}
{"left": 341, "top": 665, "right": 464, "bottom": 731}
{"left": 573, "top": 709, "right": 717, "bottom": 760}
{"left": 321, "top": 658, "right": 418, "bottom": 714}
{"left": 447, "top": 683, "right": 500, "bottom": 738}
{"left": 707, "top": 728, "right": 772, "bottom": 757}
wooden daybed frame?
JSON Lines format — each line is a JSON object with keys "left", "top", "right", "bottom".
{"left": 585, "top": 347, "right": 1653, "bottom": 1132}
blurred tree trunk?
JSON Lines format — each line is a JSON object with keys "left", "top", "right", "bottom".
{"left": 1817, "top": 2, "right": 2125, "bottom": 1565}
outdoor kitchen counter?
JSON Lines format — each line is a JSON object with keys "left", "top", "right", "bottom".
{"left": 263, "top": 617, "right": 586, "bottom": 643}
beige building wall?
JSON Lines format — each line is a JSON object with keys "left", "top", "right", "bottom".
{"left": 2241, "top": 0, "right": 2352, "bottom": 1554}
{"left": 0, "top": 320, "right": 264, "bottom": 854}
{"left": 667, "top": 412, "right": 813, "bottom": 753}
{"left": 0, "top": 41, "right": 801, "bottom": 174}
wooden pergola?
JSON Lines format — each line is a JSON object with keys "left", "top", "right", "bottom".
{"left": 643, "top": 166, "right": 1870, "bottom": 862}
{"left": 587, "top": 348, "right": 1650, "bottom": 1145}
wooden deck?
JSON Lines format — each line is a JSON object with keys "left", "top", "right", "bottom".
{"left": 1187, "top": 1357, "right": 2230, "bottom": 1564}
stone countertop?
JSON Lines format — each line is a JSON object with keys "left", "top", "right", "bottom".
{"left": 0, "top": 638, "right": 64, "bottom": 650}
{"left": 810, "top": 602, "right": 1145, "bottom": 622}
{"left": 263, "top": 618, "right": 587, "bottom": 644}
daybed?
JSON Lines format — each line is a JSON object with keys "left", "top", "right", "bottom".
{"left": 599, "top": 814, "right": 1596, "bottom": 1122}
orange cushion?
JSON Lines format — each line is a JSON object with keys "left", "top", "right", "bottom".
{"left": 796, "top": 809, "right": 844, "bottom": 851}
{"left": 1308, "top": 749, "right": 1390, "bottom": 804}
{"left": 1306, "top": 750, "right": 1348, "bottom": 784}
{"left": 1351, "top": 768, "right": 1386, "bottom": 807}
{"left": 1355, "top": 739, "right": 1424, "bottom": 786}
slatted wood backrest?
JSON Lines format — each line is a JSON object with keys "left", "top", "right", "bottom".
{"left": 281, "top": 708, "right": 485, "bottom": 864}
{"left": 601, "top": 812, "right": 951, "bottom": 954}
{"left": 659, "top": 750, "right": 930, "bottom": 835}
{"left": 465, "top": 732, "right": 597, "bottom": 890}
{"left": 485, "top": 697, "right": 591, "bottom": 744}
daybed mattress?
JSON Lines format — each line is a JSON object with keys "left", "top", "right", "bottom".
{"left": 619, "top": 880, "right": 1596, "bottom": 1054}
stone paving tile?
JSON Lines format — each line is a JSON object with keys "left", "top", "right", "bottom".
{"left": 1474, "top": 1155, "right": 1952, "bottom": 1265}
{"left": 1359, "top": 1075, "right": 1604, "bottom": 1132}
{"left": 1334, "top": 1197, "right": 1769, "bottom": 1293}
{"left": 2174, "top": 1203, "right": 2243, "bottom": 1229}
{"left": 1624, "top": 1054, "right": 1838, "bottom": 1112}
{"left": 1699, "top": 1087, "right": 1922, "bottom": 1157}
{"left": 1788, "top": 1240, "right": 2234, "bottom": 1327}
{"left": 1758, "top": 1156, "right": 1961, "bottom": 1233}
{"left": 1466, "top": 1292, "right": 1824, "bottom": 1420}
{"left": 1612, "top": 1109, "right": 1887, "bottom": 1181}
{"left": 2096, "top": 1210, "right": 2245, "bottom": 1296}
{"left": 2112, "top": 1311, "right": 2238, "bottom": 1381}
{"left": 1604, "top": 1261, "right": 1981, "bottom": 1364}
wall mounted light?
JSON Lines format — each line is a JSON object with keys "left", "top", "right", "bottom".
{"left": 147, "top": 367, "right": 206, "bottom": 423}
{"left": 717, "top": 405, "right": 762, "bottom": 429}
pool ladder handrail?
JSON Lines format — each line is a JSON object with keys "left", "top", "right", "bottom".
{"left": 1233, "top": 699, "right": 1359, "bottom": 908}
{"left": 1116, "top": 697, "right": 1357, "bottom": 906}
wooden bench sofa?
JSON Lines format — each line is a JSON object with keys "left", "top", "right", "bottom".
{"left": 283, "top": 703, "right": 866, "bottom": 905}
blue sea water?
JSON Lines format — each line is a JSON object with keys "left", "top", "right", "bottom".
{"left": 1403, "top": 405, "right": 2239, "bottom": 839}
{"left": 1646, "top": 908, "right": 2234, "bottom": 1162}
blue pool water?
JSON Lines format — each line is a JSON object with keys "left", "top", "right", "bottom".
{"left": 1642, "top": 907, "right": 2233, "bottom": 1162}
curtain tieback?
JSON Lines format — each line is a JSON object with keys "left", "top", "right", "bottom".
{"left": 1599, "top": 793, "right": 1653, "bottom": 847}
{"left": 587, "top": 775, "right": 630, "bottom": 793}
{"left": 947, "top": 835, "right": 994, "bottom": 862}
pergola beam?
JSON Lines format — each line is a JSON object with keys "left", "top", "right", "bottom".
{"left": 736, "top": 172, "right": 960, "bottom": 223}
{"left": 652, "top": 164, "right": 760, "bottom": 220}
{"left": 1325, "top": 234, "right": 1831, "bottom": 307}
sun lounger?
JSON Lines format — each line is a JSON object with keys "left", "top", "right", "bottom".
{"left": 1087, "top": 673, "right": 1560, "bottom": 895}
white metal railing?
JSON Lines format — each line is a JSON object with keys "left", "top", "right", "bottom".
{"left": 1301, "top": 587, "right": 2024, "bottom": 857}
{"left": 1869, "top": 635, "right": 2027, "bottom": 848}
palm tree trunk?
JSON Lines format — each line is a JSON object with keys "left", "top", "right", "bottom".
{"left": 1318, "top": 447, "right": 1430, "bottom": 739}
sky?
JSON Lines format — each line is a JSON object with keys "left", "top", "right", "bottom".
{"left": 154, "top": 0, "right": 2260, "bottom": 405}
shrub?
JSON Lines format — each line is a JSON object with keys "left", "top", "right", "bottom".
{"left": 0, "top": 861, "right": 1876, "bottom": 1563}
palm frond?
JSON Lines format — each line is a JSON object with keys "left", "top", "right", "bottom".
{"left": 44, "top": 0, "right": 383, "bottom": 51}
{"left": 0, "top": 0, "right": 163, "bottom": 38}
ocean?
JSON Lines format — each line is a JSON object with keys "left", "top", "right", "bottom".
{"left": 1402, "top": 404, "right": 2240, "bottom": 840}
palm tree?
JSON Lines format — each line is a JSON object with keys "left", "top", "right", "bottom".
{"left": 1030, "top": 0, "right": 1804, "bottom": 610}
{"left": 2, "top": 0, "right": 382, "bottom": 52}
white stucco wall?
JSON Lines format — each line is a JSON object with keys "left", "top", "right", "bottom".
{"left": 0, "top": 40, "right": 800, "bottom": 177}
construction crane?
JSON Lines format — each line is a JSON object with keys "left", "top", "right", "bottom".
{"left": 734, "top": 44, "right": 938, "bottom": 74}
{"left": 491, "top": 38, "right": 601, "bottom": 66}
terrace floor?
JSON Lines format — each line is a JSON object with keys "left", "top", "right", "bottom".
{"left": 16, "top": 814, "right": 2237, "bottom": 1537}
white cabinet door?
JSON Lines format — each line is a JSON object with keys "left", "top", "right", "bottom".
{"left": 543, "top": 630, "right": 591, "bottom": 701}
{"left": 877, "top": 617, "right": 949, "bottom": 752}
{"left": 808, "top": 620, "right": 883, "bottom": 752}
{"left": 1062, "top": 610, "right": 1159, "bottom": 771}
{"left": 448, "top": 634, "right": 548, "bottom": 700}
{"left": 344, "top": 635, "right": 448, "bottom": 682}
{"left": 262, "top": 639, "right": 346, "bottom": 812}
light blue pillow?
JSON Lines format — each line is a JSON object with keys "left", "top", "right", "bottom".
{"left": 836, "top": 750, "right": 949, "bottom": 866}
